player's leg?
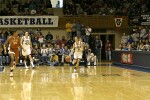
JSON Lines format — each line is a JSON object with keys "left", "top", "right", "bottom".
{"left": 72, "top": 59, "right": 77, "bottom": 65}
{"left": 9, "top": 54, "right": 15, "bottom": 77}
{"left": 15, "top": 56, "right": 19, "bottom": 66}
{"left": 72, "top": 52, "right": 77, "bottom": 65}
{"left": 14, "top": 49, "right": 20, "bottom": 68}
{"left": 93, "top": 56, "right": 97, "bottom": 66}
{"left": 75, "top": 52, "right": 82, "bottom": 68}
{"left": 75, "top": 58, "right": 81, "bottom": 68}
{"left": 24, "top": 55, "right": 29, "bottom": 68}
{"left": 72, "top": 58, "right": 78, "bottom": 72}
{"left": 87, "top": 55, "right": 91, "bottom": 66}
{"left": 28, "top": 55, "right": 35, "bottom": 68}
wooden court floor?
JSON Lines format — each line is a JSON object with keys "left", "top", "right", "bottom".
{"left": 0, "top": 62, "right": 150, "bottom": 100}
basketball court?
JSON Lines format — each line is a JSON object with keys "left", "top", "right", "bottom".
{"left": 0, "top": 62, "right": 149, "bottom": 100}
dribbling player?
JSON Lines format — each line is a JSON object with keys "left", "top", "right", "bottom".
{"left": 4, "top": 30, "right": 24, "bottom": 77}
{"left": 71, "top": 37, "right": 83, "bottom": 72}
{"left": 21, "top": 32, "right": 35, "bottom": 69}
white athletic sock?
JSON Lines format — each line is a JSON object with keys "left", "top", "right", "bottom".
{"left": 24, "top": 62, "right": 27, "bottom": 66}
{"left": 24, "top": 62, "right": 29, "bottom": 68}
{"left": 31, "top": 62, "right": 34, "bottom": 67}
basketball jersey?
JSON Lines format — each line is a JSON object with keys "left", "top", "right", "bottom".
{"left": 74, "top": 41, "right": 82, "bottom": 52}
{"left": 22, "top": 36, "right": 31, "bottom": 48}
{"left": 9, "top": 36, "right": 20, "bottom": 49}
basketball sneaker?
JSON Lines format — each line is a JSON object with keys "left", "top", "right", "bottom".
{"left": 31, "top": 62, "right": 35, "bottom": 68}
{"left": 25, "top": 65, "right": 29, "bottom": 69}
{"left": 32, "top": 64, "right": 35, "bottom": 69}
{"left": 10, "top": 71, "right": 13, "bottom": 77}
{"left": 74, "top": 67, "right": 77, "bottom": 73}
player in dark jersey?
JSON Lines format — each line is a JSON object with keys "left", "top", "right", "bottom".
{"left": 4, "top": 30, "right": 25, "bottom": 77}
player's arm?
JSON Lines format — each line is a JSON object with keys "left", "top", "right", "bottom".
{"left": 29, "top": 36, "right": 33, "bottom": 49}
{"left": 3, "top": 36, "right": 10, "bottom": 53}
{"left": 20, "top": 36, "right": 25, "bottom": 51}
{"left": 80, "top": 42, "right": 84, "bottom": 52}
{"left": 69, "top": 44, "right": 75, "bottom": 56}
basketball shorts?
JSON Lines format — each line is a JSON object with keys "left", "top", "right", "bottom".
{"left": 74, "top": 52, "right": 83, "bottom": 59}
{"left": 22, "top": 48, "right": 31, "bottom": 56}
{"left": 9, "top": 48, "right": 19, "bottom": 58}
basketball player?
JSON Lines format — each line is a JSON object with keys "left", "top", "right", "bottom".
{"left": 70, "top": 37, "right": 83, "bottom": 72}
{"left": 4, "top": 30, "right": 24, "bottom": 77}
{"left": 20, "top": 31, "right": 35, "bottom": 69}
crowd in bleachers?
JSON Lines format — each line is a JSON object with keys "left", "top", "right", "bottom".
{"left": 63, "top": 0, "right": 150, "bottom": 15}
{"left": 1, "top": 0, "right": 150, "bottom": 16}
{"left": 119, "top": 26, "right": 150, "bottom": 51}
{"left": 0, "top": 0, "right": 54, "bottom": 16}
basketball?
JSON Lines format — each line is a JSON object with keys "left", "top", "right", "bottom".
{"left": 65, "top": 56, "right": 71, "bottom": 62}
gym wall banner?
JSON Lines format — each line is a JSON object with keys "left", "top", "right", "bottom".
{"left": 0, "top": 16, "right": 59, "bottom": 28}
{"left": 128, "top": 15, "right": 150, "bottom": 26}
{"left": 121, "top": 53, "right": 133, "bottom": 64}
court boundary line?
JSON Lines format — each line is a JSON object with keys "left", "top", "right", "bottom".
{"left": 113, "top": 63, "right": 150, "bottom": 73}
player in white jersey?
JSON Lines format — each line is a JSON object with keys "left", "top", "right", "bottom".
{"left": 71, "top": 37, "right": 83, "bottom": 72}
{"left": 20, "top": 32, "right": 35, "bottom": 69}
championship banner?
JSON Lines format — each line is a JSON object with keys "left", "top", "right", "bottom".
{"left": 114, "top": 17, "right": 123, "bottom": 27}
{"left": 0, "top": 16, "right": 59, "bottom": 28}
{"left": 121, "top": 53, "right": 133, "bottom": 64}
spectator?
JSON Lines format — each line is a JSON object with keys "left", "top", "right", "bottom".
{"left": 31, "top": 35, "right": 39, "bottom": 46}
{"left": 66, "top": 36, "right": 75, "bottom": 48}
{"left": 80, "top": 24, "right": 86, "bottom": 43}
{"left": 56, "top": 1, "right": 60, "bottom": 8}
{"left": 94, "top": 36, "right": 102, "bottom": 62}
{"left": 48, "top": 50, "right": 59, "bottom": 66}
{"left": 105, "top": 40, "right": 112, "bottom": 61}
{"left": 47, "top": 8, "right": 54, "bottom": 15}
{"left": 12, "top": 0, "right": 20, "bottom": 7}
{"left": 45, "top": 31, "right": 53, "bottom": 42}
{"left": 82, "top": 44, "right": 88, "bottom": 67}
{"left": 40, "top": 44, "right": 48, "bottom": 64}
{"left": 32, "top": 44, "right": 41, "bottom": 61}
{"left": 18, "top": 4, "right": 25, "bottom": 14}
{"left": 37, "top": 32, "right": 44, "bottom": 47}
{"left": 60, "top": 36, "right": 67, "bottom": 46}
{"left": 137, "top": 43, "right": 145, "bottom": 51}
{"left": 0, "top": 33, "right": 7, "bottom": 44}
{"left": 29, "top": 1, "right": 36, "bottom": 10}
{"left": 47, "top": 42, "right": 53, "bottom": 57}
{"left": 76, "top": 20, "right": 82, "bottom": 37}
{"left": 140, "top": 26, "right": 146, "bottom": 39}
{"left": 45, "top": 0, "right": 52, "bottom": 8}
{"left": 85, "top": 25, "right": 92, "bottom": 43}
{"left": 121, "top": 33, "right": 128, "bottom": 44}
{"left": 0, "top": 41, "right": 3, "bottom": 65}
{"left": 29, "top": 1, "right": 37, "bottom": 15}
{"left": 64, "top": 45, "right": 71, "bottom": 57}
{"left": 59, "top": 44, "right": 65, "bottom": 65}
{"left": 65, "top": 20, "right": 72, "bottom": 37}
{"left": 131, "top": 42, "right": 137, "bottom": 50}
{"left": 71, "top": 20, "right": 77, "bottom": 38}
{"left": 55, "top": 35, "right": 61, "bottom": 45}
{"left": 87, "top": 49, "right": 97, "bottom": 66}
{"left": 54, "top": 44, "right": 60, "bottom": 55}
{"left": 24, "top": 0, "right": 29, "bottom": 8}
{"left": 4, "top": 29, "right": 10, "bottom": 39}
